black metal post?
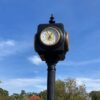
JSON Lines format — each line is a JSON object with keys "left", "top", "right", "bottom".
{"left": 47, "top": 63, "right": 56, "bottom": 100}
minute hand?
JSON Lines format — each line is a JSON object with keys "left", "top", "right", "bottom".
{"left": 47, "top": 31, "right": 52, "bottom": 40}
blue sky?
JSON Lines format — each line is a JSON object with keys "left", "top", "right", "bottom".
{"left": 0, "top": 0, "right": 100, "bottom": 95}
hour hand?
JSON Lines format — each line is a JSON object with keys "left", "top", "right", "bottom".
{"left": 47, "top": 31, "right": 51, "bottom": 40}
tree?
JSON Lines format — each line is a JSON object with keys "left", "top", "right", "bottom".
{"left": 20, "top": 90, "right": 26, "bottom": 100}
{"left": 39, "top": 79, "right": 89, "bottom": 100}
{"left": 0, "top": 88, "right": 9, "bottom": 100}
{"left": 64, "top": 78, "right": 89, "bottom": 100}
{"left": 65, "top": 79, "right": 77, "bottom": 94}
{"left": 11, "top": 93, "right": 20, "bottom": 100}
{"left": 39, "top": 90, "right": 47, "bottom": 100}
{"left": 55, "top": 80, "right": 65, "bottom": 100}
{"left": 90, "top": 91, "right": 100, "bottom": 100}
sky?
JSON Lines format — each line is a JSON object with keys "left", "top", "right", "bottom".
{"left": 0, "top": 0, "right": 100, "bottom": 95}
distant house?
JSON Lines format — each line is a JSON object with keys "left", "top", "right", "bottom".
{"left": 28, "top": 95, "right": 41, "bottom": 100}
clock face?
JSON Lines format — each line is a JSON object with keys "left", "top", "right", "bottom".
{"left": 40, "top": 27, "right": 61, "bottom": 46}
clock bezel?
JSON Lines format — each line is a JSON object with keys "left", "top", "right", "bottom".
{"left": 40, "top": 27, "right": 61, "bottom": 46}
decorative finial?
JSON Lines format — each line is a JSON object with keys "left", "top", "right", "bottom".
{"left": 49, "top": 14, "right": 55, "bottom": 24}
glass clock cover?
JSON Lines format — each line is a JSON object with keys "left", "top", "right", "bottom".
{"left": 40, "top": 27, "right": 61, "bottom": 46}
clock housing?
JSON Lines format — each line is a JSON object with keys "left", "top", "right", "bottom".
{"left": 34, "top": 23, "right": 68, "bottom": 61}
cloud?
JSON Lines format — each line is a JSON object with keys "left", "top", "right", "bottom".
{"left": 27, "top": 55, "right": 100, "bottom": 67}
{"left": 0, "top": 40, "right": 15, "bottom": 47}
{"left": 76, "top": 78, "right": 100, "bottom": 92}
{"left": 0, "top": 39, "right": 32, "bottom": 60}
{"left": 0, "top": 40, "right": 16, "bottom": 58}
{"left": 28, "top": 55, "right": 43, "bottom": 65}
{"left": 0, "top": 77, "right": 46, "bottom": 95}
{"left": 59, "top": 58, "right": 100, "bottom": 66}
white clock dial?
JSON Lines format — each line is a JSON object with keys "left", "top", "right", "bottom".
{"left": 40, "top": 27, "right": 60, "bottom": 46}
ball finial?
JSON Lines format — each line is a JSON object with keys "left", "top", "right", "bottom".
{"left": 49, "top": 14, "right": 55, "bottom": 24}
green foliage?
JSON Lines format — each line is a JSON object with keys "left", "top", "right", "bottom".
{"left": 65, "top": 79, "right": 90, "bottom": 100}
{"left": 90, "top": 91, "right": 100, "bottom": 100}
{"left": 0, "top": 88, "right": 9, "bottom": 100}
{"left": 39, "top": 79, "right": 90, "bottom": 100}
{"left": 55, "top": 80, "right": 65, "bottom": 100}
{"left": 39, "top": 90, "right": 47, "bottom": 100}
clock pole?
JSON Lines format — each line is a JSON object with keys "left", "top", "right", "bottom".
{"left": 46, "top": 60, "right": 57, "bottom": 100}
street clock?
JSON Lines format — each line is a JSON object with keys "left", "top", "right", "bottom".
{"left": 34, "top": 15, "right": 69, "bottom": 62}
{"left": 34, "top": 15, "right": 69, "bottom": 100}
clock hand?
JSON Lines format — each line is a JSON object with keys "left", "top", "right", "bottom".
{"left": 49, "top": 32, "right": 54, "bottom": 40}
{"left": 47, "top": 31, "right": 52, "bottom": 40}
